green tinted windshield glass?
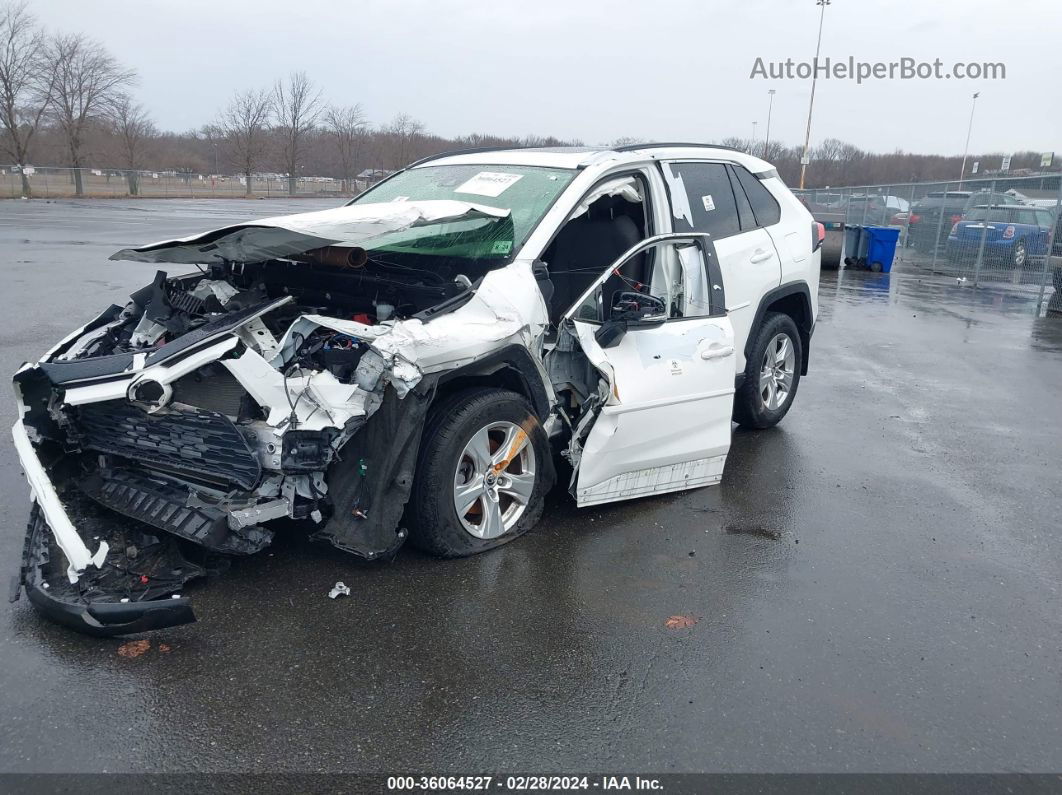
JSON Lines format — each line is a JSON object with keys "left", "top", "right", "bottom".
{"left": 349, "top": 164, "right": 577, "bottom": 260}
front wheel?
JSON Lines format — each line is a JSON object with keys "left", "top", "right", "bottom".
{"left": 407, "top": 388, "right": 553, "bottom": 558}
{"left": 733, "top": 312, "right": 803, "bottom": 430}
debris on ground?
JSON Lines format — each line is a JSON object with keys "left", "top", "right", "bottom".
{"left": 329, "top": 582, "right": 351, "bottom": 599}
{"left": 116, "top": 639, "right": 152, "bottom": 658}
{"left": 665, "top": 615, "right": 697, "bottom": 629}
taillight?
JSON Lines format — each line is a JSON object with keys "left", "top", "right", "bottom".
{"left": 1002, "top": 225, "right": 1015, "bottom": 239}
{"left": 950, "top": 223, "right": 960, "bottom": 235}
{"left": 890, "top": 214, "right": 903, "bottom": 225}
{"left": 812, "top": 222, "right": 825, "bottom": 251}
{"left": 909, "top": 213, "right": 921, "bottom": 225}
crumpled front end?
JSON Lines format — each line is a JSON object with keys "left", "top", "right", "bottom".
{"left": 11, "top": 235, "right": 547, "bottom": 636}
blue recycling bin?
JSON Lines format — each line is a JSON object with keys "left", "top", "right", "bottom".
{"left": 864, "top": 226, "right": 900, "bottom": 273}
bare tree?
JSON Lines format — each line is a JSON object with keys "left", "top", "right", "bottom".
{"left": 0, "top": 1, "right": 52, "bottom": 197}
{"left": 47, "top": 32, "right": 135, "bottom": 196}
{"left": 274, "top": 71, "right": 323, "bottom": 195}
{"left": 386, "top": 112, "right": 425, "bottom": 169}
{"left": 323, "top": 103, "right": 367, "bottom": 194}
{"left": 218, "top": 87, "right": 273, "bottom": 197}
{"left": 111, "top": 93, "right": 154, "bottom": 195}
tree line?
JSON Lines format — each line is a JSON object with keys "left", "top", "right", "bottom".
{"left": 2, "top": 1, "right": 1054, "bottom": 199}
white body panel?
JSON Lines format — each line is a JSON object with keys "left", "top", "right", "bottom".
{"left": 571, "top": 316, "right": 735, "bottom": 506}
{"left": 712, "top": 228, "right": 781, "bottom": 371}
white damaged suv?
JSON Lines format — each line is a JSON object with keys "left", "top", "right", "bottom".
{"left": 11, "top": 144, "right": 820, "bottom": 635}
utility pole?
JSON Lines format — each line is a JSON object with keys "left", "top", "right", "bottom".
{"left": 958, "top": 92, "right": 980, "bottom": 186}
{"left": 799, "top": 0, "right": 830, "bottom": 189}
{"left": 764, "top": 89, "right": 776, "bottom": 159}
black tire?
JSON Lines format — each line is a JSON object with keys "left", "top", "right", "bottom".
{"left": 733, "top": 312, "right": 803, "bottom": 430}
{"left": 407, "top": 387, "right": 554, "bottom": 558}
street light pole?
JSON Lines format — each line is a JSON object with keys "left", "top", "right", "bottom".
{"left": 764, "top": 89, "right": 776, "bottom": 159}
{"left": 799, "top": 0, "right": 830, "bottom": 190}
{"left": 958, "top": 92, "right": 980, "bottom": 186}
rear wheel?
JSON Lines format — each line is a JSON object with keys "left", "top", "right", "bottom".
{"left": 733, "top": 312, "right": 802, "bottom": 430}
{"left": 407, "top": 388, "right": 553, "bottom": 558}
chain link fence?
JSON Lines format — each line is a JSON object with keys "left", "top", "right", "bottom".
{"left": 0, "top": 165, "right": 364, "bottom": 199}
{"left": 796, "top": 173, "right": 1062, "bottom": 315}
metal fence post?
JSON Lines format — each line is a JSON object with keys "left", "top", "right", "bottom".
{"left": 931, "top": 182, "right": 949, "bottom": 270}
{"left": 1036, "top": 175, "right": 1062, "bottom": 315}
{"left": 904, "top": 183, "right": 916, "bottom": 252}
{"left": 972, "top": 179, "right": 996, "bottom": 287}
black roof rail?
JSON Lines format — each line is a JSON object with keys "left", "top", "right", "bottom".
{"left": 610, "top": 142, "right": 747, "bottom": 154}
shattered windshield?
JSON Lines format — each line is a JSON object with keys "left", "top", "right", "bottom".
{"left": 349, "top": 165, "right": 577, "bottom": 259}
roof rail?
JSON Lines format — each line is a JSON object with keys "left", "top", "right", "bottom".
{"left": 610, "top": 142, "right": 747, "bottom": 155}
{"left": 406, "top": 145, "right": 537, "bottom": 168}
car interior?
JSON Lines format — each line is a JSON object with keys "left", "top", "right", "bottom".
{"left": 541, "top": 179, "right": 651, "bottom": 326}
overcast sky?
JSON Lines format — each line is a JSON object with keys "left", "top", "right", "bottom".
{"left": 32, "top": 0, "right": 1062, "bottom": 156}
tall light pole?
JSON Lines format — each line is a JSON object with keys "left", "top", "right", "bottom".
{"left": 958, "top": 92, "right": 980, "bottom": 186}
{"left": 751, "top": 121, "right": 758, "bottom": 151}
{"left": 799, "top": 0, "right": 830, "bottom": 189}
{"left": 764, "top": 89, "right": 776, "bottom": 159}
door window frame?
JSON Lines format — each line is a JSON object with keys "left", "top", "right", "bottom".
{"left": 561, "top": 232, "right": 727, "bottom": 326}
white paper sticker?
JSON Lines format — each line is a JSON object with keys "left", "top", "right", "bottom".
{"left": 701, "top": 194, "right": 715, "bottom": 212}
{"left": 455, "top": 172, "right": 523, "bottom": 197}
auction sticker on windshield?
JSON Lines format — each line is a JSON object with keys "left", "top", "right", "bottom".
{"left": 455, "top": 171, "right": 523, "bottom": 197}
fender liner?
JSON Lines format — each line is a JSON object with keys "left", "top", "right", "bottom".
{"left": 435, "top": 344, "right": 552, "bottom": 421}
{"left": 743, "top": 282, "right": 815, "bottom": 380}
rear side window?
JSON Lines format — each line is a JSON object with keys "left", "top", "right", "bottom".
{"left": 727, "top": 166, "right": 757, "bottom": 231}
{"left": 662, "top": 162, "right": 741, "bottom": 239}
{"left": 733, "top": 166, "right": 781, "bottom": 226}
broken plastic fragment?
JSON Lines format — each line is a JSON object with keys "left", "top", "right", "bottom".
{"left": 329, "top": 581, "right": 351, "bottom": 599}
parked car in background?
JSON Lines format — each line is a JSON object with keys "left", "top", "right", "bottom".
{"left": 908, "top": 190, "right": 1021, "bottom": 252}
{"left": 945, "top": 205, "right": 1056, "bottom": 268}
{"left": 843, "top": 193, "right": 909, "bottom": 225}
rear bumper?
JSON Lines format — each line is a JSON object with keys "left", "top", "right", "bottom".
{"left": 945, "top": 239, "right": 1042, "bottom": 262}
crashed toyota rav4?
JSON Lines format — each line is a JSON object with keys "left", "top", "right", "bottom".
{"left": 11, "top": 144, "right": 820, "bottom": 636}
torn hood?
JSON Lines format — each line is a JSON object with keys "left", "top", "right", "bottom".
{"left": 109, "top": 200, "right": 511, "bottom": 265}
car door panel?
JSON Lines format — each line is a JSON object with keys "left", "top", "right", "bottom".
{"left": 659, "top": 160, "right": 782, "bottom": 371}
{"left": 713, "top": 227, "right": 780, "bottom": 370}
{"left": 571, "top": 317, "right": 734, "bottom": 506}
{"left": 555, "top": 233, "right": 735, "bottom": 507}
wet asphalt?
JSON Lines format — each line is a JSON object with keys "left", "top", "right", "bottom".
{"left": 0, "top": 199, "right": 1060, "bottom": 773}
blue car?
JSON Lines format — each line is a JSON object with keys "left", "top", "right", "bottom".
{"left": 946, "top": 205, "right": 1056, "bottom": 268}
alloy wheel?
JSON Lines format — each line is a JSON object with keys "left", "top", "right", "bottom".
{"left": 453, "top": 421, "right": 536, "bottom": 539}
{"left": 759, "top": 333, "right": 796, "bottom": 411}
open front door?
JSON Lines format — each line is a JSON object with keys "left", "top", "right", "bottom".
{"left": 562, "top": 233, "right": 735, "bottom": 507}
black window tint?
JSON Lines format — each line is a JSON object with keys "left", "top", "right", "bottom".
{"left": 733, "top": 166, "right": 782, "bottom": 226}
{"left": 665, "top": 162, "right": 741, "bottom": 238}
{"left": 727, "top": 165, "right": 757, "bottom": 231}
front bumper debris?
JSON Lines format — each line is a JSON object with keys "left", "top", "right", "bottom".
{"left": 16, "top": 503, "right": 201, "bottom": 637}
{"left": 12, "top": 419, "right": 204, "bottom": 636}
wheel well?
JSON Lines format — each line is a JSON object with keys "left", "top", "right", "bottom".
{"left": 432, "top": 346, "right": 550, "bottom": 420}
{"left": 762, "top": 290, "right": 813, "bottom": 375}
